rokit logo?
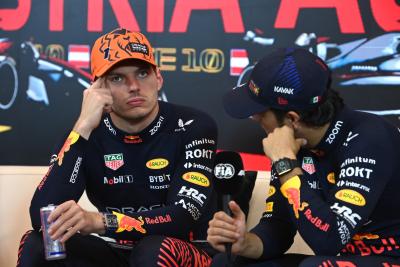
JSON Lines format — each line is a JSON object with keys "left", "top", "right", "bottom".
{"left": 325, "top": 120, "right": 343, "bottom": 144}
{"left": 185, "top": 149, "right": 213, "bottom": 160}
{"left": 104, "top": 175, "right": 134, "bottom": 185}
{"left": 339, "top": 166, "right": 373, "bottom": 179}
{"left": 149, "top": 116, "right": 164, "bottom": 135}
{"left": 178, "top": 186, "right": 206, "bottom": 206}
{"left": 104, "top": 117, "right": 116, "bottom": 135}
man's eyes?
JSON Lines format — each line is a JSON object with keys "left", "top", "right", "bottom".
{"left": 138, "top": 70, "right": 149, "bottom": 78}
{"left": 109, "top": 76, "right": 122, "bottom": 82}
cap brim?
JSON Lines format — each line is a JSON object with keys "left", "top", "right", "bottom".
{"left": 94, "top": 57, "right": 157, "bottom": 79}
{"left": 223, "top": 83, "right": 269, "bottom": 119}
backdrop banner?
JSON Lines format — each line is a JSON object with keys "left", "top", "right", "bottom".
{"left": 1, "top": 0, "right": 399, "bottom": 168}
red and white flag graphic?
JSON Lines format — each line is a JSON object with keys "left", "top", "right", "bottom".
{"left": 68, "top": 45, "right": 90, "bottom": 69}
{"left": 230, "top": 49, "right": 249, "bottom": 76}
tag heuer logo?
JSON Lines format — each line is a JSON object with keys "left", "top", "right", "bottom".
{"left": 104, "top": 153, "right": 124, "bottom": 170}
{"left": 302, "top": 157, "right": 316, "bottom": 175}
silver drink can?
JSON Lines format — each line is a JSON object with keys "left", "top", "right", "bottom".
{"left": 40, "top": 204, "right": 66, "bottom": 260}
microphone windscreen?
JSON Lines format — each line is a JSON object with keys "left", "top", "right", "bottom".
{"left": 213, "top": 151, "right": 245, "bottom": 195}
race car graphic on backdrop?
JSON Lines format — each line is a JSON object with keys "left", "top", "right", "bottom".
{"left": 237, "top": 32, "right": 400, "bottom": 117}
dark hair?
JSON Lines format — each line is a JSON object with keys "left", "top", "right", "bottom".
{"left": 271, "top": 88, "right": 344, "bottom": 127}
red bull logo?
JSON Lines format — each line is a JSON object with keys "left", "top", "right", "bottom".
{"left": 124, "top": 135, "right": 143, "bottom": 144}
{"left": 113, "top": 212, "right": 146, "bottom": 234}
{"left": 57, "top": 131, "right": 79, "bottom": 166}
{"left": 249, "top": 80, "right": 260, "bottom": 96}
{"left": 280, "top": 176, "right": 308, "bottom": 219}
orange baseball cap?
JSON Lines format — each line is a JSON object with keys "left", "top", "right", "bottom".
{"left": 90, "top": 28, "right": 156, "bottom": 80}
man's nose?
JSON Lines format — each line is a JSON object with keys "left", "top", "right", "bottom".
{"left": 127, "top": 78, "right": 139, "bottom": 92}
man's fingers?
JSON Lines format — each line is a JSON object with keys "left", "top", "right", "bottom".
{"left": 229, "top": 201, "right": 245, "bottom": 220}
{"left": 47, "top": 200, "right": 74, "bottom": 222}
{"left": 104, "top": 105, "right": 114, "bottom": 114}
{"left": 296, "top": 138, "right": 308, "bottom": 147}
{"left": 50, "top": 214, "right": 78, "bottom": 240}
{"left": 59, "top": 220, "right": 84, "bottom": 243}
{"left": 213, "top": 211, "right": 235, "bottom": 224}
{"left": 91, "top": 77, "right": 105, "bottom": 89}
{"left": 209, "top": 218, "right": 237, "bottom": 232}
{"left": 208, "top": 235, "right": 236, "bottom": 246}
{"left": 208, "top": 227, "right": 239, "bottom": 240}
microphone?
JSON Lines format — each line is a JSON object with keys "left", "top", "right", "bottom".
{"left": 213, "top": 151, "right": 245, "bottom": 265}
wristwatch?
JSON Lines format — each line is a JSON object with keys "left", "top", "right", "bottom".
{"left": 272, "top": 158, "right": 299, "bottom": 177}
{"left": 102, "top": 213, "right": 118, "bottom": 231}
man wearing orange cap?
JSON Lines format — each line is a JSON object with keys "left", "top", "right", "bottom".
{"left": 18, "top": 28, "right": 218, "bottom": 266}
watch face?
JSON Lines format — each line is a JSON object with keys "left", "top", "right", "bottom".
{"left": 105, "top": 214, "right": 118, "bottom": 228}
{"left": 277, "top": 161, "right": 289, "bottom": 169}
{"left": 274, "top": 159, "right": 294, "bottom": 176}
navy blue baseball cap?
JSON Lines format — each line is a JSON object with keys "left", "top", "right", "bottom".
{"left": 223, "top": 47, "right": 331, "bottom": 119}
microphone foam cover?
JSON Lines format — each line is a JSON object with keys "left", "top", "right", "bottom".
{"left": 213, "top": 151, "right": 245, "bottom": 195}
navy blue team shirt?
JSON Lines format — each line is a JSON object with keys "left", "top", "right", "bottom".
{"left": 252, "top": 106, "right": 400, "bottom": 259}
{"left": 30, "top": 101, "right": 218, "bottom": 245}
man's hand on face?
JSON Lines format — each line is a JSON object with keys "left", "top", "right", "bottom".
{"left": 262, "top": 125, "right": 307, "bottom": 162}
{"left": 47, "top": 200, "right": 105, "bottom": 243}
{"left": 73, "top": 77, "right": 113, "bottom": 139}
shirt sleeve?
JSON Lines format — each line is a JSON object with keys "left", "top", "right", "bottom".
{"left": 278, "top": 127, "right": 396, "bottom": 255}
{"left": 29, "top": 131, "right": 87, "bottom": 230}
{"left": 105, "top": 113, "right": 218, "bottom": 240}
{"left": 250, "top": 172, "right": 297, "bottom": 260}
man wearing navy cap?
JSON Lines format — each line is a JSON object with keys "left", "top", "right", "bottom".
{"left": 208, "top": 48, "right": 400, "bottom": 266}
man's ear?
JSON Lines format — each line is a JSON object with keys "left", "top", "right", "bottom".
{"left": 156, "top": 68, "right": 163, "bottom": 91}
{"left": 286, "top": 111, "right": 301, "bottom": 129}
